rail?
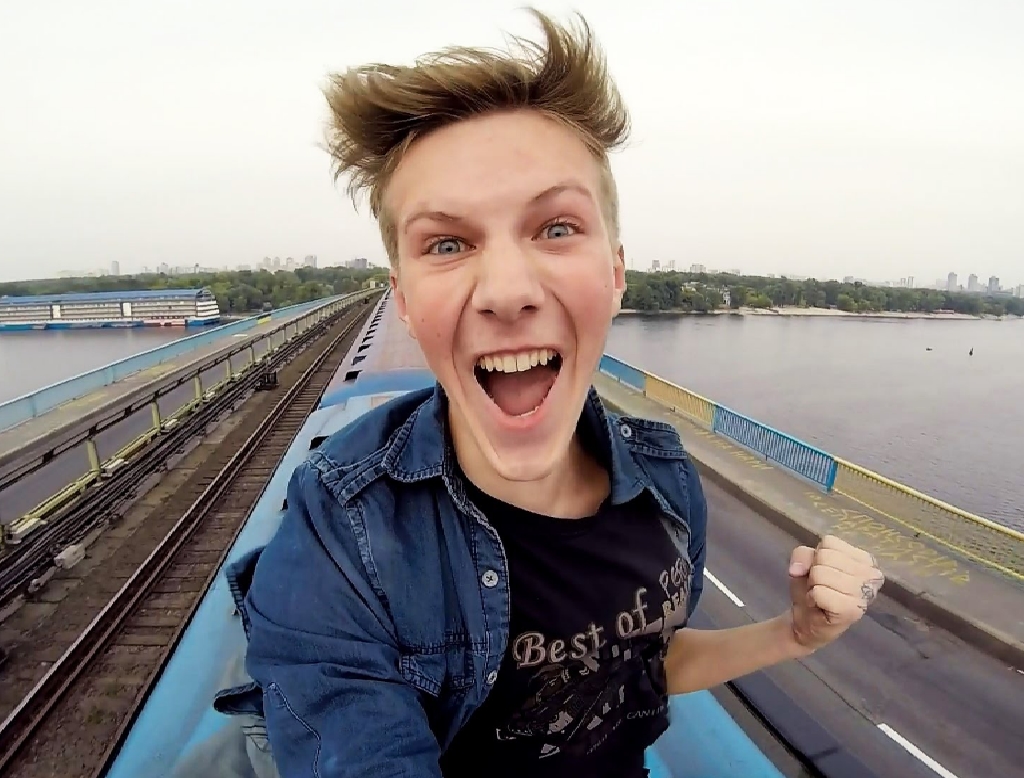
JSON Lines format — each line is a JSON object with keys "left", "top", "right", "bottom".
{"left": 0, "top": 295, "right": 352, "bottom": 433}
{"left": 0, "top": 291, "right": 375, "bottom": 547}
{"left": 598, "top": 354, "right": 1024, "bottom": 579}
{"left": 834, "top": 458, "right": 1024, "bottom": 581}
{"left": 599, "top": 355, "right": 837, "bottom": 491}
{"left": 0, "top": 305, "right": 373, "bottom": 775}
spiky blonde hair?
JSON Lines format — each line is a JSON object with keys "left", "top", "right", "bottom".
{"left": 323, "top": 9, "right": 631, "bottom": 264}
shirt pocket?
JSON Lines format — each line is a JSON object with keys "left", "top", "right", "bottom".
{"left": 398, "top": 640, "right": 475, "bottom": 698}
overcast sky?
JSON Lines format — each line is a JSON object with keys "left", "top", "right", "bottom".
{"left": 0, "top": 0, "right": 1021, "bottom": 287}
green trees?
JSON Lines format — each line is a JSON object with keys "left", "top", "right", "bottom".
{"left": 619, "top": 270, "right": 1024, "bottom": 317}
{"left": 0, "top": 267, "right": 379, "bottom": 315}
{"left": 4, "top": 266, "right": 1020, "bottom": 318}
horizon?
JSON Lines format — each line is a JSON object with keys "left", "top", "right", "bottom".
{"left": 1, "top": 1, "right": 1021, "bottom": 288}
{"left": 3, "top": 264, "right": 1020, "bottom": 299}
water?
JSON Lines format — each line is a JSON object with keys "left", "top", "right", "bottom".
{"left": 607, "top": 314, "right": 1024, "bottom": 529}
{"left": 0, "top": 329, "right": 187, "bottom": 403}
{"left": 2, "top": 321, "right": 1021, "bottom": 528}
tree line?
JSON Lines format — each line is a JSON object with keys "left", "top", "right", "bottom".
{"left": 3, "top": 267, "right": 1020, "bottom": 319}
{"left": 0, "top": 267, "right": 387, "bottom": 315}
{"left": 621, "top": 271, "right": 1024, "bottom": 318}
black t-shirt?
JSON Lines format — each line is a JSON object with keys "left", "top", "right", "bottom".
{"left": 440, "top": 480, "right": 692, "bottom": 778}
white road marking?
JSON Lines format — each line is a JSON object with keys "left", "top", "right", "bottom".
{"left": 704, "top": 569, "right": 744, "bottom": 607}
{"left": 877, "top": 724, "right": 959, "bottom": 778}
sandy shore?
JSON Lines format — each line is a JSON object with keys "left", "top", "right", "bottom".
{"left": 619, "top": 307, "right": 1016, "bottom": 321}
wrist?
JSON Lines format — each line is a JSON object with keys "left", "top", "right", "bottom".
{"left": 775, "top": 611, "right": 817, "bottom": 659}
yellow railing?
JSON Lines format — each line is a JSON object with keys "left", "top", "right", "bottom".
{"left": 834, "top": 459, "right": 1024, "bottom": 581}
{"left": 643, "top": 375, "right": 716, "bottom": 428}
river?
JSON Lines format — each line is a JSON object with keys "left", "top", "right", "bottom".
{"left": 0, "top": 329, "right": 186, "bottom": 403}
{"left": 607, "top": 314, "right": 1024, "bottom": 529}
{"left": 1, "top": 319, "right": 1021, "bottom": 528}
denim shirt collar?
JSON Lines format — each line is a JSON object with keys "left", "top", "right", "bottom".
{"left": 382, "top": 383, "right": 646, "bottom": 506}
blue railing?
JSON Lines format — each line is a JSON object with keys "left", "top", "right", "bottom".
{"left": 598, "top": 354, "right": 646, "bottom": 391}
{"left": 713, "top": 405, "right": 838, "bottom": 491}
{"left": 0, "top": 296, "right": 349, "bottom": 433}
{"left": 599, "top": 355, "right": 839, "bottom": 492}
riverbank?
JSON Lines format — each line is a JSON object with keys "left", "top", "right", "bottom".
{"left": 618, "top": 306, "right": 1021, "bottom": 321}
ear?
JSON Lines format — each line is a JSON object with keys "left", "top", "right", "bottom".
{"left": 611, "top": 244, "right": 627, "bottom": 317}
{"left": 390, "top": 268, "right": 417, "bottom": 340}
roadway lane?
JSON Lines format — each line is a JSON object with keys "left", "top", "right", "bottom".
{"left": 700, "top": 477, "right": 1024, "bottom": 778}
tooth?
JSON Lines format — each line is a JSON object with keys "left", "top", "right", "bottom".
{"left": 515, "top": 353, "right": 531, "bottom": 372}
{"left": 502, "top": 355, "right": 516, "bottom": 372}
{"left": 484, "top": 355, "right": 494, "bottom": 371}
{"left": 539, "top": 350, "right": 549, "bottom": 366}
{"left": 529, "top": 351, "right": 539, "bottom": 367}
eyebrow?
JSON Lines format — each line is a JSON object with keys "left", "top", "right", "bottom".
{"left": 401, "top": 181, "right": 596, "bottom": 234}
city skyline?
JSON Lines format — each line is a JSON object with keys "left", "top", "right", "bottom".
{"left": 22, "top": 256, "right": 1022, "bottom": 299}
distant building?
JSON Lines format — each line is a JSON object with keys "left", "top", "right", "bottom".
{"left": 651, "top": 260, "right": 660, "bottom": 272}
{"left": 303, "top": 255, "right": 318, "bottom": 268}
{"left": 110, "top": 260, "right": 120, "bottom": 276}
{"left": 947, "top": 272, "right": 958, "bottom": 291}
{"left": 0, "top": 288, "right": 220, "bottom": 330}
{"left": 348, "top": 257, "right": 369, "bottom": 270}
{"left": 968, "top": 273, "right": 979, "bottom": 292}
{"left": 988, "top": 276, "right": 1000, "bottom": 293}
{"left": 689, "top": 263, "right": 706, "bottom": 273}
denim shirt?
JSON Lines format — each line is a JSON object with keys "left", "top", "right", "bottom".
{"left": 214, "top": 384, "right": 707, "bottom": 778}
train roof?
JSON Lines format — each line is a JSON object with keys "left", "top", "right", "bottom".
{"left": 102, "top": 292, "right": 806, "bottom": 778}
{"left": 0, "top": 288, "right": 210, "bottom": 306}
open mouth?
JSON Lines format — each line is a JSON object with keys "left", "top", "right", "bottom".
{"left": 474, "top": 348, "right": 563, "bottom": 419}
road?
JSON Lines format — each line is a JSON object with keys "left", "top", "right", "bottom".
{"left": 700, "top": 478, "right": 1024, "bottom": 778}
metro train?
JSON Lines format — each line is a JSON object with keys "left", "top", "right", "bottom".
{"left": 102, "top": 291, "right": 800, "bottom": 778}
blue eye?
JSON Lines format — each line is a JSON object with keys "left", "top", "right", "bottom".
{"left": 543, "top": 222, "right": 577, "bottom": 239}
{"left": 429, "top": 238, "right": 463, "bottom": 255}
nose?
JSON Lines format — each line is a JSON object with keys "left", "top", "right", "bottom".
{"left": 471, "top": 240, "right": 544, "bottom": 323}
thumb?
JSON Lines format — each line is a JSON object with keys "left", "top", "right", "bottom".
{"left": 789, "top": 545, "right": 815, "bottom": 578}
{"left": 788, "top": 546, "right": 814, "bottom": 606}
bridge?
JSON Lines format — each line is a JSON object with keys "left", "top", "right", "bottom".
{"left": 0, "top": 291, "right": 1020, "bottom": 778}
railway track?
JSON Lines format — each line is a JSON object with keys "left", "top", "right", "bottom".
{"left": 0, "top": 301, "right": 374, "bottom": 778}
{"left": 0, "top": 297, "right": 363, "bottom": 608}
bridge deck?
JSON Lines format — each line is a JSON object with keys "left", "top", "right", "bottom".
{"left": 0, "top": 310, "right": 315, "bottom": 477}
{"left": 594, "top": 373, "right": 1024, "bottom": 665}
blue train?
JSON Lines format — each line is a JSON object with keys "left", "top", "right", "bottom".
{"left": 103, "top": 292, "right": 795, "bottom": 778}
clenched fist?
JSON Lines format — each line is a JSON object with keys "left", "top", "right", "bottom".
{"left": 787, "top": 535, "right": 884, "bottom": 651}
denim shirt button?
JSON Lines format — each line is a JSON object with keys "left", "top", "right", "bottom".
{"left": 619, "top": 423, "right": 633, "bottom": 439}
{"left": 486, "top": 670, "right": 498, "bottom": 685}
{"left": 481, "top": 569, "right": 499, "bottom": 588}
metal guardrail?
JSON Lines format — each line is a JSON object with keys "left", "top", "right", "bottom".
{"left": 599, "top": 354, "right": 837, "bottom": 491}
{"left": 598, "top": 353, "right": 1024, "bottom": 581}
{"left": 0, "top": 297, "right": 345, "bottom": 433}
{"left": 642, "top": 374, "right": 716, "bottom": 427}
{"left": 0, "top": 292, "right": 374, "bottom": 545}
{"left": 714, "top": 406, "right": 838, "bottom": 491}
{"left": 834, "top": 459, "right": 1024, "bottom": 581}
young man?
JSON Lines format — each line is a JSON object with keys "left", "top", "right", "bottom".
{"left": 235, "top": 10, "right": 884, "bottom": 778}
